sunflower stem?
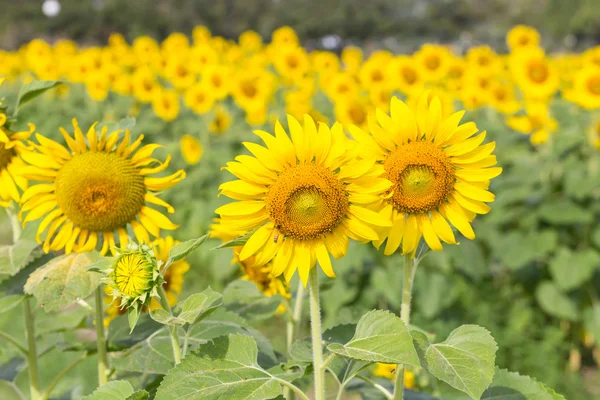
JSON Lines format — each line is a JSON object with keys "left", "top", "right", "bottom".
{"left": 94, "top": 286, "right": 109, "bottom": 386}
{"left": 158, "top": 285, "right": 182, "bottom": 365}
{"left": 308, "top": 269, "right": 326, "bottom": 400}
{"left": 287, "top": 280, "right": 305, "bottom": 349}
{"left": 24, "top": 297, "right": 41, "bottom": 400}
{"left": 393, "top": 253, "right": 417, "bottom": 400}
{"left": 7, "top": 205, "right": 21, "bottom": 242}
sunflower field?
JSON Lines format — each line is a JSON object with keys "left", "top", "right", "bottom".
{"left": 0, "top": 23, "right": 599, "bottom": 400}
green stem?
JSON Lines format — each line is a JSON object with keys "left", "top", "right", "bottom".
{"left": 158, "top": 285, "right": 182, "bottom": 364}
{"left": 393, "top": 254, "right": 417, "bottom": 400}
{"left": 273, "top": 378, "right": 310, "bottom": 400}
{"left": 7, "top": 205, "right": 21, "bottom": 242}
{"left": 308, "top": 269, "right": 326, "bottom": 400}
{"left": 41, "top": 352, "right": 89, "bottom": 400}
{"left": 355, "top": 375, "right": 394, "bottom": 400}
{"left": 94, "top": 286, "right": 109, "bottom": 386}
{"left": 321, "top": 353, "right": 336, "bottom": 371}
{"left": 286, "top": 280, "right": 305, "bottom": 350}
{"left": 0, "top": 330, "right": 28, "bottom": 355}
{"left": 24, "top": 297, "right": 41, "bottom": 400}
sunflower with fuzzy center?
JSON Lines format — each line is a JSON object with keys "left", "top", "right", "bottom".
{"left": 349, "top": 92, "right": 502, "bottom": 255}
{"left": 215, "top": 115, "right": 392, "bottom": 285}
{"left": 0, "top": 80, "right": 34, "bottom": 207}
{"left": 104, "top": 236, "right": 191, "bottom": 326}
{"left": 19, "top": 119, "right": 185, "bottom": 254}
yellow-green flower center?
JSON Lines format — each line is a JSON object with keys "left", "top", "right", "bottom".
{"left": 114, "top": 253, "right": 154, "bottom": 297}
{"left": 55, "top": 152, "right": 145, "bottom": 232}
{"left": 266, "top": 164, "right": 348, "bottom": 240}
{"left": 527, "top": 61, "right": 549, "bottom": 83}
{"left": 384, "top": 141, "right": 455, "bottom": 214}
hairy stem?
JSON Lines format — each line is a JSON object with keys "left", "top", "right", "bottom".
{"left": 158, "top": 285, "right": 182, "bottom": 365}
{"left": 94, "top": 286, "right": 109, "bottom": 386}
{"left": 309, "top": 270, "right": 326, "bottom": 400}
{"left": 356, "top": 375, "right": 394, "bottom": 400}
{"left": 24, "top": 298, "right": 41, "bottom": 400}
{"left": 393, "top": 254, "right": 417, "bottom": 400}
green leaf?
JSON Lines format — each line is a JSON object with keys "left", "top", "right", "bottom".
{"left": 327, "top": 310, "right": 419, "bottom": 365}
{"left": 223, "top": 279, "right": 282, "bottom": 320}
{"left": 126, "top": 390, "right": 149, "bottom": 400}
{"left": 481, "top": 368, "right": 565, "bottom": 399}
{"left": 150, "top": 308, "right": 186, "bottom": 326}
{"left": 549, "top": 248, "right": 600, "bottom": 291}
{"left": 289, "top": 337, "right": 313, "bottom": 363}
{"left": 165, "top": 235, "right": 209, "bottom": 268}
{"left": 15, "top": 80, "right": 63, "bottom": 110}
{"left": 128, "top": 304, "right": 141, "bottom": 333}
{"left": 0, "top": 239, "right": 40, "bottom": 278}
{"left": 0, "top": 253, "right": 54, "bottom": 295}
{"left": 538, "top": 199, "right": 593, "bottom": 225}
{"left": 0, "top": 294, "right": 24, "bottom": 313}
{"left": 213, "top": 231, "right": 254, "bottom": 249}
{"left": 155, "top": 334, "right": 293, "bottom": 400}
{"left": 24, "top": 252, "right": 102, "bottom": 312}
{"left": 0, "top": 379, "right": 26, "bottom": 400}
{"left": 424, "top": 325, "right": 497, "bottom": 400}
{"left": 535, "top": 281, "right": 580, "bottom": 321}
{"left": 82, "top": 380, "right": 135, "bottom": 400}
{"left": 177, "top": 287, "right": 223, "bottom": 324}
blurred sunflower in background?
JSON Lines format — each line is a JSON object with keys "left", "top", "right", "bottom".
{"left": 180, "top": 134, "right": 204, "bottom": 165}
{"left": 19, "top": 119, "right": 185, "bottom": 254}
{"left": 215, "top": 114, "right": 392, "bottom": 285}
{"left": 506, "top": 25, "right": 541, "bottom": 52}
{"left": 351, "top": 92, "right": 502, "bottom": 255}
{"left": 373, "top": 363, "right": 416, "bottom": 390}
{"left": 506, "top": 102, "right": 558, "bottom": 144}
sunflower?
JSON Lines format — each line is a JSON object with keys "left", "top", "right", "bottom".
{"left": 184, "top": 84, "right": 215, "bottom": 115}
{"left": 488, "top": 81, "right": 521, "bottom": 115}
{"left": 271, "top": 26, "right": 299, "bottom": 47}
{"left": 201, "top": 65, "right": 230, "bottom": 100}
{"left": 510, "top": 48, "right": 559, "bottom": 100}
{"left": 19, "top": 119, "right": 185, "bottom": 254}
{"left": 334, "top": 97, "right": 369, "bottom": 130}
{"left": 189, "top": 44, "right": 219, "bottom": 74}
{"left": 239, "top": 30, "right": 263, "bottom": 53}
{"left": 341, "top": 46, "right": 363, "bottom": 73}
{"left": 104, "top": 236, "right": 191, "bottom": 325}
{"left": 132, "top": 67, "right": 159, "bottom": 103}
{"left": 209, "top": 106, "right": 232, "bottom": 134}
{"left": 325, "top": 72, "right": 360, "bottom": 100}
{"left": 373, "top": 363, "right": 416, "bottom": 389}
{"left": 274, "top": 46, "right": 310, "bottom": 82}
{"left": 388, "top": 56, "right": 425, "bottom": 95}
{"left": 506, "top": 102, "right": 558, "bottom": 145}
{"left": 215, "top": 115, "right": 392, "bottom": 285}
{"left": 152, "top": 89, "right": 180, "bottom": 121}
{"left": 506, "top": 25, "right": 541, "bottom": 52}
{"left": 564, "top": 66, "right": 600, "bottom": 109}
{"left": 180, "top": 135, "right": 204, "bottom": 165}
{"left": 0, "top": 116, "right": 34, "bottom": 207}
{"left": 350, "top": 93, "right": 502, "bottom": 255}
{"left": 414, "top": 44, "right": 452, "bottom": 82}
{"left": 359, "top": 58, "right": 389, "bottom": 89}
{"left": 165, "top": 57, "right": 196, "bottom": 90}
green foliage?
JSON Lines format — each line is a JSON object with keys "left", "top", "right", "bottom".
{"left": 82, "top": 380, "right": 136, "bottom": 400}
{"left": 422, "top": 325, "right": 497, "bottom": 400}
{"left": 165, "top": 235, "right": 209, "bottom": 270}
{"left": 328, "top": 310, "right": 419, "bottom": 365}
{"left": 150, "top": 287, "right": 222, "bottom": 326}
{"left": 481, "top": 368, "right": 566, "bottom": 399}
{"left": 15, "top": 81, "right": 63, "bottom": 112}
{"left": 223, "top": 280, "right": 283, "bottom": 320}
{"left": 24, "top": 252, "right": 103, "bottom": 312}
{"left": 155, "top": 334, "right": 297, "bottom": 400}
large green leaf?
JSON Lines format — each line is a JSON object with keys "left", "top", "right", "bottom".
{"left": 584, "top": 303, "right": 600, "bottom": 343}
{"left": 155, "top": 334, "right": 295, "bottom": 400}
{"left": 481, "top": 368, "right": 565, "bottom": 399}
{"left": 15, "top": 80, "right": 63, "bottom": 110}
{"left": 327, "top": 310, "right": 419, "bottom": 365}
{"left": 0, "top": 379, "right": 26, "bottom": 400}
{"left": 535, "top": 281, "right": 580, "bottom": 321}
{"left": 82, "top": 380, "right": 135, "bottom": 400}
{"left": 0, "top": 239, "right": 40, "bottom": 278}
{"left": 424, "top": 325, "right": 497, "bottom": 400}
{"left": 0, "top": 294, "right": 24, "bottom": 313}
{"left": 223, "top": 279, "right": 282, "bottom": 320}
{"left": 24, "top": 252, "right": 102, "bottom": 311}
{"left": 549, "top": 248, "right": 600, "bottom": 291}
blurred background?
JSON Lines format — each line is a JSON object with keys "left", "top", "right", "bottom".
{"left": 2, "top": 0, "right": 600, "bottom": 51}
{"left": 1, "top": 1, "right": 600, "bottom": 400}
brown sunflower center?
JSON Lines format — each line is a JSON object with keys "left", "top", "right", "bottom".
{"left": 587, "top": 76, "right": 600, "bottom": 95}
{"left": 425, "top": 55, "right": 440, "bottom": 70}
{"left": 384, "top": 141, "right": 455, "bottom": 214}
{"left": 265, "top": 164, "right": 348, "bottom": 240}
{"left": 0, "top": 142, "right": 15, "bottom": 169}
{"left": 402, "top": 67, "right": 417, "bottom": 84}
{"left": 349, "top": 104, "right": 366, "bottom": 125}
{"left": 55, "top": 152, "right": 146, "bottom": 232}
{"left": 527, "top": 62, "right": 549, "bottom": 83}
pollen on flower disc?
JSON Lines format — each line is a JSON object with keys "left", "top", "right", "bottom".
{"left": 55, "top": 152, "right": 146, "bottom": 232}
{"left": 265, "top": 164, "right": 348, "bottom": 240}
